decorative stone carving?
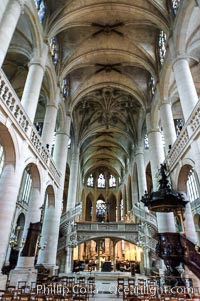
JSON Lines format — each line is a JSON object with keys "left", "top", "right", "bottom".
{"left": 156, "top": 233, "right": 184, "bottom": 267}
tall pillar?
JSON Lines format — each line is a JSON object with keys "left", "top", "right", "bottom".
{"left": 173, "top": 57, "right": 198, "bottom": 121}
{"left": 21, "top": 44, "right": 48, "bottom": 123}
{"left": 160, "top": 102, "right": 177, "bottom": 150}
{"left": 97, "top": 241, "right": 101, "bottom": 271}
{"left": 92, "top": 200, "right": 96, "bottom": 222}
{"left": 37, "top": 204, "right": 62, "bottom": 269}
{"left": 116, "top": 198, "right": 120, "bottom": 222}
{"left": 0, "top": 1, "right": 10, "bottom": 24}
{"left": 38, "top": 115, "right": 71, "bottom": 271}
{"left": 112, "top": 240, "right": 116, "bottom": 271}
{"left": 42, "top": 104, "right": 58, "bottom": 150}
{"left": 135, "top": 146, "right": 147, "bottom": 200}
{"left": 0, "top": 0, "right": 24, "bottom": 68}
{"left": 64, "top": 246, "right": 73, "bottom": 273}
{"left": 122, "top": 188, "right": 127, "bottom": 217}
{"left": 146, "top": 113, "right": 176, "bottom": 233}
{"left": 144, "top": 248, "right": 150, "bottom": 273}
{"left": 66, "top": 148, "right": 80, "bottom": 211}
{"left": 53, "top": 114, "right": 71, "bottom": 173}
{"left": 0, "top": 164, "right": 21, "bottom": 273}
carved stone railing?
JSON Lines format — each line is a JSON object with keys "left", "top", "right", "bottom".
{"left": 0, "top": 69, "right": 61, "bottom": 185}
{"left": 76, "top": 222, "right": 139, "bottom": 244}
{"left": 58, "top": 220, "right": 157, "bottom": 252}
{"left": 60, "top": 204, "right": 82, "bottom": 224}
{"left": 167, "top": 100, "right": 200, "bottom": 169}
{"left": 133, "top": 205, "right": 158, "bottom": 229}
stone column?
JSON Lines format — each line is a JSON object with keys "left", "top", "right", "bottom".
{"left": 144, "top": 248, "right": 150, "bottom": 273}
{"left": 38, "top": 115, "right": 71, "bottom": 271}
{"left": 0, "top": 164, "right": 21, "bottom": 274}
{"left": 51, "top": 114, "right": 72, "bottom": 271}
{"left": 97, "top": 241, "right": 101, "bottom": 271}
{"left": 0, "top": 0, "right": 24, "bottom": 68}
{"left": 21, "top": 44, "right": 48, "bottom": 123}
{"left": 173, "top": 57, "right": 198, "bottom": 121}
{"left": 116, "top": 199, "right": 120, "bottom": 222}
{"left": 160, "top": 102, "right": 177, "bottom": 151}
{"left": 118, "top": 241, "right": 123, "bottom": 260}
{"left": 92, "top": 200, "right": 96, "bottom": 222}
{"left": 0, "top": 0, "right": 10, "bottom": 24}
{"left": 122, "top": 189, "right": 127, "bottom": 217}
{"left": 135, "top": 146, "right": 147, "bottom": 200}
{"left": 36, "top": 204, "right": 62, "bottom": 269}
{"left": 112, "top": 240, "right": 116, "bottom": 271}
{"left": 42, "top": 104, "right": 58, "bottom": 150}
{"left": 66, "top": 148, "right": 80, "bottom": 211}
{"left": 65, "top": 246, "right": 73, "bottom": 273}
{"left": 146, "top": 113, "right": 176, "bottom": 233}
{"left": 53, "top": 114, "right": 71, "bottom": 173}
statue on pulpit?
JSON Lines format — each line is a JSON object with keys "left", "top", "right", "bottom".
{"left": 21, "top": 222, "right": 42, "bottom": 257}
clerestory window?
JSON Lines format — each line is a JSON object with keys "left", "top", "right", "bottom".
{"left": 158, "top": 31, "right": 167, "bottom": 65}
{"left": 87, "top": 174, "right": 94, "bottom": 187}
{"left": 109, "top": 175, "right": 116, "bottom": 188}
{"left": 171, "top": 0, "right": 181, "bottom": 16}
{"left": 97, "top": 173, "right": 106, "bottom": 188}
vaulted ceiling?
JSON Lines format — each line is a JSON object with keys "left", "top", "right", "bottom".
{"left": 4, "top": 0, "right": 171, "bottom": 181}
{"left": 46, "top": 0, "right": 169, "bottom": 180}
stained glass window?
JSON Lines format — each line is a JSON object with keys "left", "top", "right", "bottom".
{"left": 62, "top": 77, "right": 70, "bottom": 99}
{"left": 144, "top": 134, "right": 149, "bottom": 150}
{"left": 87, "top": 174, "right": 94, "bottom": 187}
{"left": 96, "top": 200, "right": 108, "bottom": 222}
{"left": 97, "top": 173, "right": 106, "bottom": 188}
{"left": 150, "top": 75, "right": 156, "bottom": 96}
{"left": 34, "top": 0, "right": 46, "bottom": 23}
{"left": 34, "top": 0, "right": 42, "bottom": 9}
{"left": 174, "top": 119, "right": 184, "bottom": 137}
{"left": 0, "top": 144, "right": 4, "bottom": 177}
{"left": 109, "top": 175, "right": 116, "bottom": 187}
{"left": 171, "top": 0, "right": 181, "bottom": 16}
{"left": 68, "top": 137, "right": 71, "bottom": 149}
{"left": 187, "top": 170, "right": 200, "bottom": 202}
{"left": 158, "top": 31, "right": 167, "bottom": 65}
{"left": 50, "top": 37, "right": 59, "bottom": 66}
{"left": 34, "top": 122, "right": 43, "bottom": 136}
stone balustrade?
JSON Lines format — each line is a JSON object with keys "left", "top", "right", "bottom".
{"left": 167, "top": 100, "right": 200, "bottom": 169}
{"left": 133, "top": 205, "right": 157, "bottom": 229}
{"left": 0, "top": 69, "right": 61, "bottom": 185}
{"left": 60, "top": 203, "right": 82, "bottom": 224}
{"left": 76, "top": 222, "right": 139, "bottom": 245}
